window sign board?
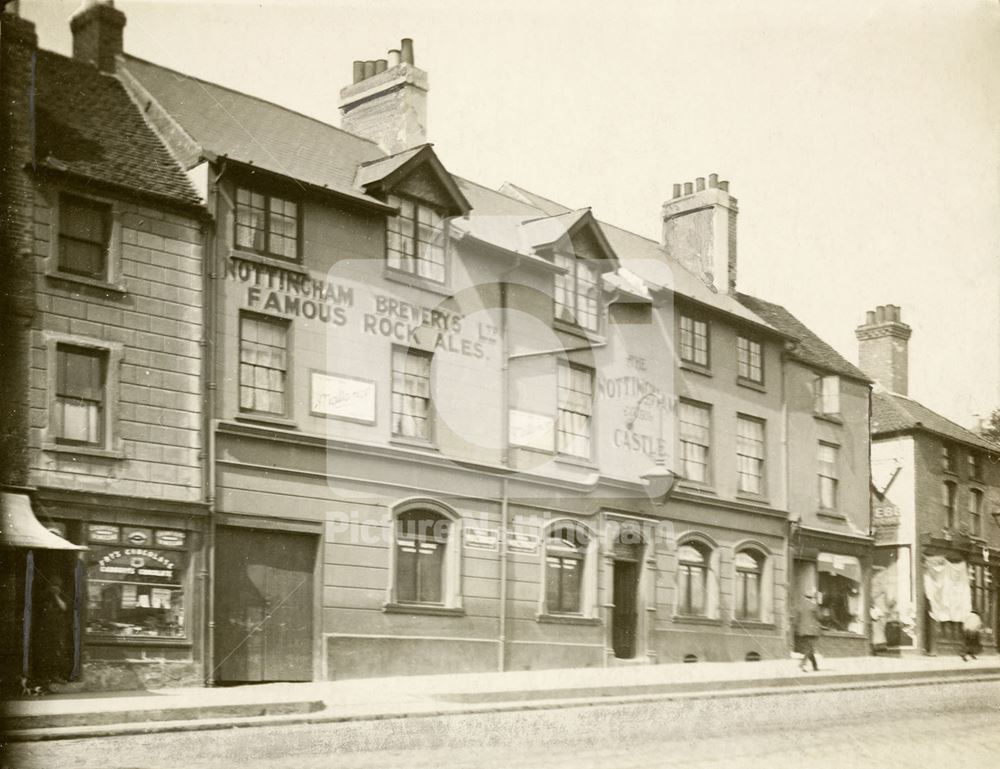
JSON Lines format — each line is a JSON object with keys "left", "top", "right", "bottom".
{"left": 311, "top": 371, "right": 376, "bottom": 423}
{"left": 509, "top": 410, "right": 554, "bottom": 451}
{"left": 506, "top": 531, "right": 540, "bottom": 554}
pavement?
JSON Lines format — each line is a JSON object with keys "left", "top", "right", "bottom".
{"left": 3, "top": 652, "right": 1000, "bottom": 742}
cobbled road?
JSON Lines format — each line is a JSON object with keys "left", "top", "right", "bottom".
{"left": 5, "top": 678, "right": 1000, "bottom": 769}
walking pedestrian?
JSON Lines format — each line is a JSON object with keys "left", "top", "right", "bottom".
{"left": 795, "top": 590, "right": 822, "bottom": 672}
{"left": 960, "top": 609, "right": 982, "bottom": 661}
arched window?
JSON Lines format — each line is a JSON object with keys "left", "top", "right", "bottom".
{"left": 734, "top": 550, "right": 764, "bottom": 620}
{"left": 677, "top": 542, "right": 710, "bottom": 616}
{"left": 394, "top": 509, "right": 451, "bottom": 605}
{"left": 544, "top": 523, "right": 590, "bottom": 615}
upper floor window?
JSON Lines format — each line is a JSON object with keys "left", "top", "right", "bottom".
{"left": 392, "top": 347, "right": 433, "bottom": 441}
{"left": 386, "top": 197, "right": 445, "bottom": 282}
{"left": 736, "top": 416, "right": 765, "bottom": 495}
{"left": 554, "top": 254, "right": 600, "bottom": 332}
{"left": 544, "top": 523, "right": 589, "bottom": 615}
{"left": 941, "top": 444, "right": 956, "bottom": 473}
{"left": 736, "top": 336, "right": 763, "bottom": 384}
{"left": 967, "top": 451, "right": 983, "bottom": 481}
{"left": 813, "top": 375, "right": 840, "bottom": 416}
{"left": 239, "top": 314, "right": 289, "bottom": 416}
{"left": 679, "top": 315, "right": 709, "bottom": 367}
{"left": 818, "top": 443, "right": 839, "bottom": 510}
{"left": 58, "top": 194, "right": 111, "bottom": 280}
{"left": 556, "top": 363, "right": 594, "bottom": 458}
{"left": 679, "top": 401, "right": 711, "bottom": 483}
{"left": 969, "top": 489, "right": 984, "bottom": 538}
{"left": 55, "top": 344, "right": 107, "bottom": 445}
{"left": 235, "top": 187, "right": 298, "bottom": 260}
{"left": 394, "top": 509, "right": 451, "bottom": 604}
{"left": 942, "top": 481, "right": 957, "bottom": 529}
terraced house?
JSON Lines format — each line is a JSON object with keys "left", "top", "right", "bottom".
{"left": 2, "top": 1, "right": 875, "bottom": 689}
{"left": 1, "top": 6, "right": 208, "bottom": 691}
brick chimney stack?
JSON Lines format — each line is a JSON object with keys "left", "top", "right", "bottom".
{"left": 661, "top": 174, "right": 738, "bottom": 294}
{"left": 855, "top": 305, "right": 912, "bottom": 395}
{"left": 339, "top": 38, "right": 427, "bottom": 155}
{"left": 70, "top": 0, "right": 126, "bottom": 74}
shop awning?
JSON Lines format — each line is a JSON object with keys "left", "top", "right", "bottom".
{"left": 818, "top": 552, "right": 861, "bottom": 583}
{"left": 0, "top": 492, "right": 85, "bottom": 550}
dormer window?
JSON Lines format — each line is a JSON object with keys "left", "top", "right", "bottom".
{"left": 235, "top": 187, "right": 299, "bottom": 260}
{"left": 554, "top": 253, "right": 600, "bottom": 332}
{"left": 387, "top": 196, "right": 446, "bottom": 283}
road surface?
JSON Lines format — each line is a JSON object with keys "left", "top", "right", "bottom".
{"left": 5, "top": 678, "right": 1000, "bottom": 769}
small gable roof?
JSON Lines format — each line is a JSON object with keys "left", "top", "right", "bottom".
{"left": 736, "top": 293, "right": 871, "bottom": 382}
{"left": 872, "top": 391, "right": 1000, "bottom": 453}
{"left": 356, "top": 145, "right": 470, "bottom": 216}
{"left": 33, "top": 50, "right": 200, "bottom": 207}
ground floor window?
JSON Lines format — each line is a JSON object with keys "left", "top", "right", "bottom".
{"left": 734, "top": 550, "right": 763, "bottom": 620}
{"left": 677, "top": 542, "right": 711, "bottom": 616}
{"left": 970, "top": 563, "right": 995, "bottom": 639}
{"left": 394, "top": 509, "right": 451, "bottom": 604}
{"left": 817, "top": 552, "right": 863, "bottom": 633}
{"left": 84, "top": 524, "right": 188, "bottom": 639}
{"left": 545, "top": 523, "right": 589, "bottom": 614}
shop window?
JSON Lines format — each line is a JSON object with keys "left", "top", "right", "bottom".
{"left": 58, "top": 194, "right": 111, "bottom": 280}
{"left": 677, "top": 541, "right": 712, "bottom": 616}
{"left": 736, "top": 416, "right": 765, "bottom": 494}
{"left": 386, "top": 196, "right": 446, "bottom": 282}
{"left": 813, "top": 375, "right": 840, "bottom": 416}
{"left": 239, "top": 313, "right": 289, "bottom": 416}
{"left": 55, "top": 345, "right": 107, "bottom": 446}
{"left": 394, "top": 509, "right": 451, "bottom": 604}
{"left": 942, "top": 481, "right": 957, "bottom": 529}
{"left": 554, "top": 253, "right": 601, "bottom": 332}
{"left": 679, "top": 315, "right": 709, "bottom": 367}
{"left": 235, "top": 186, "right": 298, "bottom": 260}
{"left": 968, "top": 490, "right": 984, "bottom": 537}
{"left": 736, "top": 336, "right": 763, "bottom": 384}
{"left": 818, "top": 443, "right": 839, "bottom": 510}
{"left": 544, "top": 523, "right": 590, "bottom": 615}
{"left": 970, "top": 564, "right": 994, "bottom": 638}
{"left": 679, "top": 401, "right": 711, "bottom": 483}
{"left": 84, "top": 524, "right": 189, "bottom": 639}
{"left": 556, "top": 363, "right": 593, "bottom": 458}
{"left": 734, "top": 550, "right": 763, "bottom": 620}
{"left": 392, "top": 347, "right": 433, "bottom": 441}
{"left": 817, "top": 553, "right": 863, "bottom": 633}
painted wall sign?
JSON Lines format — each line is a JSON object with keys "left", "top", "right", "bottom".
{"left": 155, "top": 530, "right": 186, "bottom": 548}
{"left": 311, "top": 372, "right": 376, "bottom": 422}
{"left": 88, "top": 525, "right": 120, "bottom": 543}
{"left": 463, "top": 527, "right": 500, "bottom": 552}
{"left": 90, "top": 547, "right": 185, "bottom": 584}
{"left": 123, "top": 527, "right": 152, "bottom": 546}
{"left": 506, "top": 531, "right": 540, "bottom": 554}
{"left": 508, "top": 410, "right": 554, "bottom": 451}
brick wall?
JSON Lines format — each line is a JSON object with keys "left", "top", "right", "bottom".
{"left": 28, "top": 187, "right": 203, "bottom": 502}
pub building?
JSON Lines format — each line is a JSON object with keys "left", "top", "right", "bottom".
{"left": 3, "top": 2, "right": 879, "bottom": 689}
{"left": 1, "top": 7, "right": 208, "bottom": 691}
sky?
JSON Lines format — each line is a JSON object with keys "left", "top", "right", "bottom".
{"left": 20, "top": 0, "right": 1000, "bottom": 428}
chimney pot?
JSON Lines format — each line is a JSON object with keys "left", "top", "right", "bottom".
{"left": 683, "top": 182, "right": 693, "bottom": 196}
{"left": 400, "top": 38, "right": 414, "bottom": 64}
{"left": 875, "top": 305, "right": 886, "bottom": 322}
{"left": 719, "top": 180, "right": 729, "bottom": 192}
{"left": 696, "top": 177, "right": 705, "bottom": 192}
{"left": 374, "top": 59, "right": 387, "bottom": 74}
{"left": 672, "top": 183, "right": 681, "bottom": 199}
{"left": 352, "top": 60, "right": 365, "bottom": 83}
{"left": 388, "top": 48, "right": 401, "bottom": 67}
{"left": 363, "top": 60, "right": 375, "bottom": 79}
{"left": 866, "top": 310, "right": 876, "bottom": 325}
{"left": 708, "top": 173, "right": 718, "bottom": 188}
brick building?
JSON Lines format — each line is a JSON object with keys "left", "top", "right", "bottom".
{"left": 3, "top": 1, "right": 877, "bottom": 688}
{"left": 858, "top": 305, "right": 1000, "bottom": 655}
{"left": 1, "top": 7, "right": 208, "bottom": 690}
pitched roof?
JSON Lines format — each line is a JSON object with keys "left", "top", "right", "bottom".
{"left": 33, "top": 50, "right": 200, "bottom": 207}
{"left": 736, "top": 293, "right": 871, "bottom": 382}
{"left": 872, "top": 391, "right": 1000, "bottom": 452}
{"left": 120, "top": 54, "right": 385, "bottom": 205}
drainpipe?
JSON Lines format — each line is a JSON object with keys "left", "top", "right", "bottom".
{"left": 498, "top": 476, "right": 509, "bottom": 671}
{"left": 781, "top": 344, "right": 793, "bottom": 648}
{"left": 202, "top": 158, "right": 225, "bottom": 686}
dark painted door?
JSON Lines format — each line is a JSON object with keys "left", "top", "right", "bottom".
{"left": 214, "top": 527, "right": 315, "bottom": 683}
{"left": 612, "top": 560, "right": 638, "bottom": 659}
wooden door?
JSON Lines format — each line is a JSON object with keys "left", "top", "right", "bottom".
{"left": 214, "top": 527, "right": 315, "bottom": 683}
{"left": 612, "top": 560, "right": 638, "bottom": 659}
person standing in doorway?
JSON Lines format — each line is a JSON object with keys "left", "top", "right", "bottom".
{"left": 795, "top": 590, "right": 822, "bottom": 672}
{"left": 960, "top": 610, "right": 982, "bottom": 661}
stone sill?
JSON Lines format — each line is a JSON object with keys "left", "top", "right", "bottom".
{"left": 46, "top": 271, "right": 128, "bottom": 297}
{"left": 85, "top": 635, "right": 191, "bottom": 648}
{"left": 229, "top": 249, "right": 306, "bottom": 273}
{"left": 679, "top": 362, "right": 712, "bottom": 378}
{"left": 234, "top": 413, "right": 299, "bottom": 430}
{"left": 536, "top": 613, "right": 602, "bottom": 626}
{"left": 736, "top": 377, "right": 767, "bottom": 393}
{"left": 43, "top": 442, "right": 124, "bottom": 461}
{"left": 671, "top": 615, "right": 723, "bottom": 627}
{"left": 383, "top": 267, "right": 452, "bottom": 297}
{"left": 813, "top": 413, "right": 844, "bottom": 425}
{"left": 383, "top": 602, "right": 465, "bottom": 617}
